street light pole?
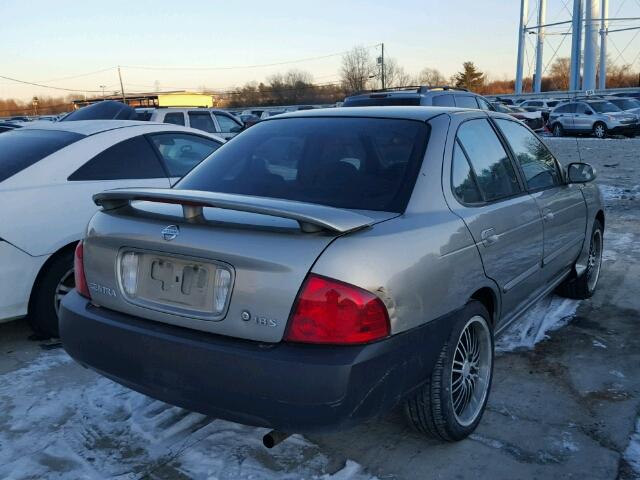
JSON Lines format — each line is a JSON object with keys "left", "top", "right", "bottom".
{"left": 534, "top": 0, "right": 547, "bottom": 93}
{"left": 381, "top": 43, "right": 385, "bottom": 90}
{"left": 117, "top": 66, "right": 126, "bottom": 103}
{"left": 599, "top": 0, "right": 609, "bottom": 90}
{"left": 515, "top": 0, "right": 529, "bottom": 93}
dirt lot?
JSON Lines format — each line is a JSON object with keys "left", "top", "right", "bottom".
{"left": 1, "top": 137, "right": 639, "bottom": 479}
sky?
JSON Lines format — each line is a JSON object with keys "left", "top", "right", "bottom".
{"left": 1, "top": 0, "right": 638, "bottom": 100}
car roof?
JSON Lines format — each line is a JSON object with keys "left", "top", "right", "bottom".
{"left": 18, "top": 120, "right": 167, "bottom": 136}
{"left": 344, "top": 89, "right": 477, "bottom": 101}
{"left": 154, "top": 108, "right": 231, "bottom": 114}
{"left": 270, "top": 106, "right": 486, "bottom": 121}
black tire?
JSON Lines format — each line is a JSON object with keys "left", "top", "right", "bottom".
{"left": 404, "top": 301, "right": 494, "bottom": 442}
{"left": 593, "top": 122, "right": 607, "bottom": 139}
{"left": 552, "top": 123, "right": 564, "bottom": 137}
{"left": 556, "top": 219, "right": 603, "bottom": 300}
{"left": 27, "top": 248, "right": 75, "bottom": 338}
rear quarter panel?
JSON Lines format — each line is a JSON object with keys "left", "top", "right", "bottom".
{"left": 312, "top": 113, "right": 496, "bottom": 334}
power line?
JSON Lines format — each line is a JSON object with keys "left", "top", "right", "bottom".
{"left": 120, "top": 45, "right": 378, "bottom": 71}
{"left": 36, "top": 67, "right": 116, "bottom": 83}
{"left": 0, "top": 74, "right": 104, "bottom": 93}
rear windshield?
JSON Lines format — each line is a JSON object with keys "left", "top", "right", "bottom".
{"left": 0, "top": 129, "right": 84, "bottom": 182}
{"left": 343, "top": 96, "right": 421, "bottom": 107}
{"left": 178, "top": 117, "right": 430, "bottom": 212}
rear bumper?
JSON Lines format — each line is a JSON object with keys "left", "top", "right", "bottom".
{"left": 60, "top": 291, "right": 451, "bottom": 433}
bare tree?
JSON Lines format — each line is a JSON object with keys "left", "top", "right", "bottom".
{"left": 340, "top": 46, "right": 375, "bottom": 93}
{"left": 383, "top": 58, "right": 412, "bottom": 88}
{"left": 417, "top": 67, "right": 446, "bottom": 86}
{"left": 548, "top": 57, "right": 570, "bottom": 91}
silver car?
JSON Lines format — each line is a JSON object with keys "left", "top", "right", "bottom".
{"left": 549, "top": 100, "right": 639, "bottom": 138}
{"left": 60, "top": 107, "right": 604, "bottom": 443}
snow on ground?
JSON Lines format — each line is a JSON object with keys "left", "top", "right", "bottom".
{"left": 495, "top": 295, "right": 580, "bottom": 353}
{"left": 0, "top": 350, "right": 375, "bottom": 480}
{"left": 623, "top": 418, "right": 640, "bottom": 477}
{"left": 599, "top": 184, "right": 640, "bottom": 204}
{"left": 603, "top": 231, "right": 639, "bottom": 262}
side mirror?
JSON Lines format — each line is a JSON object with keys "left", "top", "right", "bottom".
{"left": 567, "top": 162, "right": 596, "bottom": 183}
{"left": 585, "top": 110, "right": 593, "bottom": 115}
{"left": 230, "top": 125, "right": 243, "bottom": 133}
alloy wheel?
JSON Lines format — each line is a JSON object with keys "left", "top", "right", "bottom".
{"left": 594, "top": 124, "right": 606, "bottom": 138}
{"left": 450, "top": 316, "right": 492, "bottom": 427}
{"left": 54, "top": 268, "right": 75, "bottom": 319}
{"left": 586, "top": 229, "right": 603, "bottom": 292}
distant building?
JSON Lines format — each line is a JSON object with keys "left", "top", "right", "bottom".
{"left": 73, "top": 91, "right": 215, "bottom": 109}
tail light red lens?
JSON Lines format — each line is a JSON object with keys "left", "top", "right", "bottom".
{"left": 285, "top": 274, "right": 390, "bottom": 345}
{"left": 74, "top": 241, "right": 91, "bottom": 299}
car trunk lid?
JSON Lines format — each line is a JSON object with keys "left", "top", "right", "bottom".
{"left": 83, "top": 188, "right": 395, "bottom": 342}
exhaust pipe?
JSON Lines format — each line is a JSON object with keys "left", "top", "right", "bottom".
{"left": 262, "top": 430, "right": 291, "bottom": 448}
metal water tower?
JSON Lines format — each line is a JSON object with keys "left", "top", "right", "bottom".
{"left": 515, "top": 0, "right": 638, "bottom": 93}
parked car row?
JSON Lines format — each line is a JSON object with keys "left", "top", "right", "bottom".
{"left": 548, "top": 98, "right": 639, "bottom": 138}
{"left": 1, "top": 80, "right": 607, "bottom": 446}
{"left": 491, "top": 93, "right": 640, "bottom": 138}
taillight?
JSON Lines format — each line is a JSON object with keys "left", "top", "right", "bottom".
{"left": 74, "top": 241, "right": 91, "bottom": 299}
{"left": 285, "top": 274, "right": 390, "bottom": 345}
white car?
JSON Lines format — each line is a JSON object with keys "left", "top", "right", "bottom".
{"left": 0, "top": 120, "right": 224, "bottom": 337}
{"left": 139, "top": 108, "right": 244, "bottom": 140}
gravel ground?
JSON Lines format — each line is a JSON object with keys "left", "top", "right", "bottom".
{"left": 0, "top": 137, "right": 639, "bottom": 479}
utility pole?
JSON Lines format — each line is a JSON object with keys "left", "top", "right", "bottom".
{"left": 100, "top": 85, "right": 106, "bottom": 99}
{"left": 534, "top": 0, "right": 547, "bottom": 93}
{"left": 598, "top": 0, "right": 608, "bottom": 90}
{"left": 117, "top": 66, "right": 126, "bottom": 104}
{"left": 569, "top": 0, "right": 583, "bottom": 91}
{"left": 380, "top": 43, "right": 386, "bottom": 90}
{"left": 515, "top": 0, "right": 529, "bottom": 94}
{"left": 583, "top": 0, "right": 600, "bottom": 91}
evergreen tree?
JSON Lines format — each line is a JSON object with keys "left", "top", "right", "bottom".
{"left": 454, "top": 62, "right": 485, "bottom": 91}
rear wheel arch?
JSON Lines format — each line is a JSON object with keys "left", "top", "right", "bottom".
{"left": 30, "top": 241, "right": 79, "bottom": 296}
{"left": 595, "top": 210, "right": 605, "bottom": 231}
{"left": 470, "top": 287, "right": 498, "bottom": 327}
{"left": 27, "top": 240, "right": 79, "bottom": 337}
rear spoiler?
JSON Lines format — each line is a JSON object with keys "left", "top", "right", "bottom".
{"left": 93, "top": 188, "right": 375, "bottom": 234}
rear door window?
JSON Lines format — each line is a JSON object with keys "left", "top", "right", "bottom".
{"left": 576, "top": 103, "right": 590, "bottom": 114}
{"left": 432, "top": 95, "right": 455, "bottom": 107}
{"left": 178, "top": 117, "right": 430, "bottom": 213}
{"left": 476, "top": 97, "right": 493, "bottom": 111}
{"left": 455, "top": 96, "right": 480, "bottom": 109}
{"left": 456, "top": 119, "right": 522, "bottom": 202}
{"left": 452, "top": 141, "right": 482, "bottom": 204}
{"left": 68, "top": 135, "right": 166, "bottom": 180}
{"left": 214, "top": 114, "right": 241, "bottom": 133}
{"left": 495, "top": 119, "right": 561, "bottom": 190}
{"left": 149, "top": 133, "right": 222, "bottom": 177}
{"left": 188, "top": 112, "right": 217, "bottom": 133}
{"left": 164, "top": 112, "right": 185, "bottom": 126}
{"left": 0, "top": 129, "right": 84, "bottom": 182}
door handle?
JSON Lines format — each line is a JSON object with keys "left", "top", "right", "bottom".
{"left": 481, "top": 228, "right": 498, "bottom": 246}
{"left": 542, "top": 210, "right": 555, "bottom": 222}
